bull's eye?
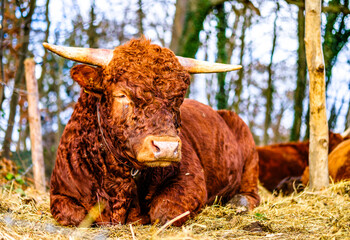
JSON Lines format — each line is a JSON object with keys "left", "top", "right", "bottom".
{"left": 111, "top": 90, "right": 133, "bottom": 122}
{"left": 114, "top": 94, "right": 126, "bottom": 99}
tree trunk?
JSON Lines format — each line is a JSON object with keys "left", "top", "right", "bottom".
{"left": 303, "top": 104, "right": 310, "bottom": 140}
{"left": 305, "top": 0, "right": 329, "bottom": 191}
{"left": 170, "top": 0, "right": 258, "bottom": 56}
{"left": 346, "top": 97, "right": 350, "bottom": 129}
{"left": 137, "top": 0, "right": 144, "bottom": 36}
{"left": 2, "top": 0, "right": 37, "bottom": 158}
{"left": 38, "top": 0, "right": 51, "bottom": 91}
{"left": 56, "top": 58, "right": 65, "bottom": 144}
{"left": 170, "top": 0, "right": 210, "bottom": 56}
{"left": 0, "top": 0, "right": 5, "bottom": 111}
{"left": 328, "top": 98, "right": 344, "bottom": 130}
{"left": 263, "top": 3, "right": 279, "bottom": 145}
{"left": 25, "top": 58, "right": 46, "bottom": 192}
{"left": 170, "top": 0, "right": 228, "bottom": 99}
{"left": 87, "top": 0, "right": 98, "bottom": 48}
{"left": 215, "top": 3, "right": 228, "bottom": 110}
{"left": 272, "top": 103, "right": 286, "bottom": 143}
{"left": 232, "top": 7, "right": 248, "bottom": 114}
{"left": 0, "top": 83, "right": 4, "bottom": 113}
{"left": 170, "top": 0, "right": 228, "bottom": 57}
{"left": 290, "top": 6, "right": 307, "bottom": 141}
{"left": 16, "top": 119, "right": 23, "bottom": 152}
{"left": 169, "top": 0, "right": 187, "bottom": 54}
{"left": 323, "top": 0, "right": 350, "bottom": 89}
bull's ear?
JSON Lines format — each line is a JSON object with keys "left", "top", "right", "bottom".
{"left": 70, "top": 64, "right": 104, "bottom": 92}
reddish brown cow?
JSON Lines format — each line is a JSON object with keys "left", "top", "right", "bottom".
{"left": 301, "top": 138, "right": 350, "bottom": 185}
{"left": 45, "top": 38, "right": 259, "bottom": 227}
{"left": 258, "top": 132, "right": 345, "bottom": 192}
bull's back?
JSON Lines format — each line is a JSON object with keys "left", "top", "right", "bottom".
{"left": 179, "top": 99, "right": 254, "bottom": 202}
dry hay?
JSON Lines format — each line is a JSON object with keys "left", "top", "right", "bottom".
{"left": 0, "top": 180, "right": 349, "bottom": 240}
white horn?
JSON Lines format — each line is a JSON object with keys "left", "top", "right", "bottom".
{"left": 176, "top": 56, "right": 242, "bottom": 73}
{"left": 43, "top": 43, "right": 113, "bottom": 67}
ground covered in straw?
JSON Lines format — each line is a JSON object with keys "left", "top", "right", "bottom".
{"left": 0, "top": 181, "right": 349, "bottom": 240}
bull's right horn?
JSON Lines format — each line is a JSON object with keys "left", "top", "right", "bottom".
{"left": 43, "top": 43, "right": 113, "bottom": 67}
{"left": 176, "top": 56, "right": 242, "bottom": 74}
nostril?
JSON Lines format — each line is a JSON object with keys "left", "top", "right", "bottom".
{"left": 173, "top": 144, "right": 179, "bottom": 156}
{"left": 152, "top": 140, "right": 161, "bottom": 153}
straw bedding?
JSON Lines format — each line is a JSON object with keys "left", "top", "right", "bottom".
{"left": 1, "top": 178, "right": 349, "bottom": 239}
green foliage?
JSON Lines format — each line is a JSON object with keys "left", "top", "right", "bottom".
{"left": 15, "top": 174, "right": 25, "bottom": 185}
{"left": 3, "top": 172, "right": 27, "bottom": 197}
{"left": 5, "top": 172, "right": 14, "bottom": 181}
{"left": 5, "top": 172, "right": 25, "bottom": 185}
{"left": 254, "top": 212, "right": 268, "bottom": 221}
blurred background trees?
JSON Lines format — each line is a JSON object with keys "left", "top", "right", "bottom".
{"left": 0, "top": 0, "right": 349, "bottom": 178}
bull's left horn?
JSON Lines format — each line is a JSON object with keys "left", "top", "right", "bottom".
{"left": 42, "top": 43, "right": 113, "bottom": 67}
{"left": 176, "top": 56, "right": 242, "bottom": 73}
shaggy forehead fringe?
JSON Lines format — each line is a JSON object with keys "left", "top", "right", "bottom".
{"left": 105, "top": 38, "right": 190, "bottom": 90}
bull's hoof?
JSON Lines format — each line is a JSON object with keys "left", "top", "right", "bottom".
{"left": 274, "top": 176, "right": 304, "bottom": 196}
{"left": 226, "top": 194, "right": 249, "bottom": 213}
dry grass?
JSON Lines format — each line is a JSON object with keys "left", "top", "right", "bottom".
{"left": 0, "top": 181, "right": 350, "bottom": 240}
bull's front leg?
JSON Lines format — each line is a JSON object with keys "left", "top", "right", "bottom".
{"left": 125, "top": 198, "right": 151, "bottom": 224}
{"left": 50, "top": 194, "right": 90, "bottom": 226}
{"left": 51, "top": 194, "right": 114, "bottom": 226}
{"left": 149, "top": 152, "right": 207, "bottom": 226}
{"left": 100, "top": 176, "right": 150, "bottom": 225}
{"left": 109, "top": 197, "right": 150, "bottom": 225}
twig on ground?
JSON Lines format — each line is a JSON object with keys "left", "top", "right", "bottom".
{"left": 154, "top": 211, "right": 190, "bottom": 236}
{"left": 130, "top": 224, "right": 136, "bottom": 240}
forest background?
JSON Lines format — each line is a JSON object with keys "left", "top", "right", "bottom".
{"left": 0, "top": 0, "right": 349, "bottom": 178}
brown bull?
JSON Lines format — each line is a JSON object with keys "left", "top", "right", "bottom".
{"left": 258, "top": 132, "right": 345, "bottom": 192}
{"left": 44, "top": 38, "right": 260, "bottom": 226}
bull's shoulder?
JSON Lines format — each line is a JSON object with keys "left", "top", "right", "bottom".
{"left": 180, "top": 99, "right": 218, "bottom": 116}
{"left": 180, "top": 99, "right": 222, "bottom": 126}
{"left": 180, "top": 99, "right": 248, "bottom": 130}
{"left": 180, "top": 99, "right": 255, "bottom": 154}
{"left": 180, "top": 99, "right": 227, "bottom": 129}
{"left": 216, "top": 110, "right": 252, "bottom": 141}
{"left": 216, "top": 109, "right": 256, "bottom": 157}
